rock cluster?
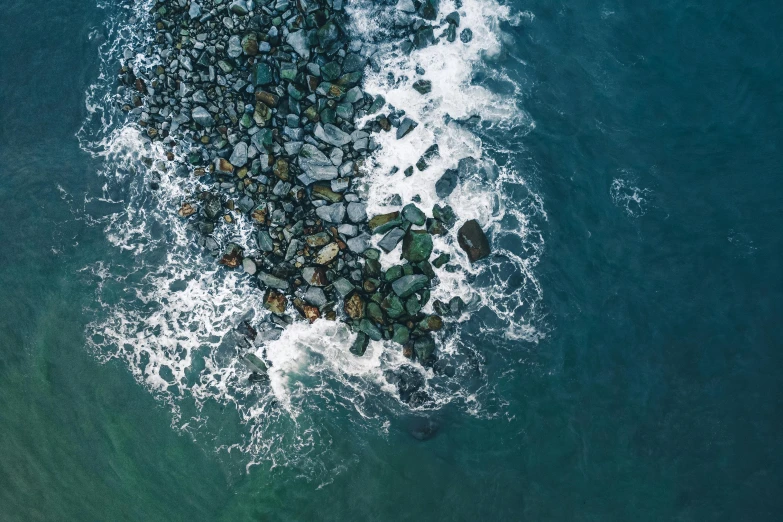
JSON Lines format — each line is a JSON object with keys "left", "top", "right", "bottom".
{"left": 116, "top": 0, "right": 490, "bottom": 387}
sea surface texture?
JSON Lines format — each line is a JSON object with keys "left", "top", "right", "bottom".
{"left": 1, "top": 0, "right": 782, "bottom": 520}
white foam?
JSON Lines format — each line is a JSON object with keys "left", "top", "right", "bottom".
{"left": 610, "top": 175, "right": 652, "bottom": 218}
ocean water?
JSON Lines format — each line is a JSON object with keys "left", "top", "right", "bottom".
{"left": 1, "top": 0, "right": 781, "bottom": 519}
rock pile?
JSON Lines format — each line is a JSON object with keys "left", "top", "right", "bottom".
{"left": 116, "top": 0, "right": 490, "bottom": 385}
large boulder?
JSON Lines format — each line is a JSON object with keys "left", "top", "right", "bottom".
{"left": 457, "top": 219, "right": 490, "bottom": 262}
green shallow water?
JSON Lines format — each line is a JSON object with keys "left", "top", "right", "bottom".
{"left": 1, "top": 0, "right": 782, "bottom": 519}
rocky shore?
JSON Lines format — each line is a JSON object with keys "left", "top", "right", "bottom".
{"left": 117, "top": 0, "right": 490, "bottom": 394}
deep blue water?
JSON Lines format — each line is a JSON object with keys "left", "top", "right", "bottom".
{"left": 1, "top": 0, "right": 782, "bottom": 520}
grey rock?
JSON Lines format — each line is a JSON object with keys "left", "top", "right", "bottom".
{"left": 227, "top": 35, "right": 242, "bottom": 58}
{"left": 333, "top": 277, "right": 354, "bottom": 297}
{"left": 299, "top": 143, "right": 338, "bottom": 181}
{"left": 331, "top": 177, "right": 349, "bottom": 192}
{"left": 229, "top": 142, "right": 248, "bottom": 166}
{"left": 285, "top": 238, "right": 301, "bottom": 261}
{"left": 346, "top": 202, "right": 367, "bottom": 223}
{"left": 314, "top": 123, "right": 351, "bottom": 147}
{"left": 396, "top": 117, "right": 418, "bottom": 139}
{"left": 192, "top": 90, "right": 208, "bottom": 104}
{"left": 378, "top": 227, "right": 405, "bottom": 252}
{"left": 303, "top": 287, "right": 327, "bottom": 307}
{"left": 315, "top": 202, "right": 345, "bottom": 223}
{"left": 287, "top": 30, "right": 310, "bottom": 59}
{"left": 338, "top": 223, "right": 358, "bottom": 237}
{"left": 229, "top": 0, "right": 249, "bottom": 15}
{"left": 435, "top": 168, "right": 459, "bottom": 198}
{"left": 258, "top": 271, "right": 289, "bottom": 290}
{"left": 192, "top": 107, "right": 214, "bottom": 127}
{"left": 242, "top": 258, "right": 257, "bottom": 275}
{"left": 188, "top": 2, "right": 201, "bottom": 19}
{"left": 346, "top": 234, "right": 370, "bottom": 253}
{"left": 256, "top": 230, "right": 274, "bottom": 251}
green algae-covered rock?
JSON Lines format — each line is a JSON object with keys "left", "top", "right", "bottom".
{"left": 402, "top": 230, "right": 433, "bottom": 262}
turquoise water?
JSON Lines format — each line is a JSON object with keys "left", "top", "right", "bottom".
{"left": 1, "top": 0, "right": 782, "bottom": 520}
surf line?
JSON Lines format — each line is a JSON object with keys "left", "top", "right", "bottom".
{"left": 116, "top": 0, "right": 491, "bottom": 397}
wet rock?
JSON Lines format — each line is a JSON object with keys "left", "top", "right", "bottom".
{"left": 344, "top": 291, "right": 365, "bottom": 319}
{"left": 350, "top": 332, "right": 369, "bottom": 356}
{"left": 241, "top": 33, "right": 258, "bottom": 56}
{"left": 346, "top": 234, "right": 370, "bottom": 253}
{"left": 263, "top": 289, "right": 287, "bottom": 314}
{"left": 378, "top": 227, "right": 405, "bottom": 252}
{"left": 384, "top": 365, "right": 428, "bottom": 405}
{"left": 435, "top": 168, "right": 459, "bottom": 198}
{"left": 333, "top": 277, "right": 354, "bottom": 297}
{"left": 416, "top": 144, "right": 439, "bottom": 171}
{"left": 253, "top": 63, "right": 273, "bottom": 86}
{"left": 229, "top": 0, "right": 248, "bottom": 15}
{"left": 178, "top": 202, "right": 197, "bottom": 217}
{"left": 220, "top": 243, "right": 244, "bottom": 268}
{"left": 314, "top": 123, "right": 351, "bottom": 147}
{"left": 241, "top": 353, "right": 268, "bottom": 375}
{"left": 392, "top": 274, "right": 429, "bottom": 298}
{"left": 457, "top": 219, "right": 490, "bottom": 262}
{"left": 315, "top": 242, "right": 340, "bottom": 265}
{"left": 242, "top": 258, "right": 257, "bottom": 275}
{"left": 256, "top": 230, "right": 274, "bottom": 251}
{"left": 396, "top": 117, "right": 418, "bottom": 139}
{"left": 431, "top": 253, "right": 450, "bottom": 268}
{"left": 401, "top": 230, "right": 433, "bottom": 262}
{"left": 401, "top": 203, "right": 426, "bottom": 226}
{"left": 413, "top": 335, "right": 437, "bottom": 365}
{"left": 192, "top": 107, "right": 214, "bottom": 127}
{"left": 418, "top": 314, "right": 443, "bottom": 332}
{"left": 315, "top": 202, "right": 345, "bottom": 223}
{"left": 229, "top": 142, "right": 248, "bottom": 167}
{"left": 188, "top": 2, "right": 201, "bottom": 19}
{"left": 258, "top": 271, "right": 289, "bottom": 291}
{"left": 346, "top": 202, "right": 367, "bottom": 223}
{"left": 392, "top": 323, "right": 410, "bottom": 344}
{"left": 305, "top": 232, "right": 332, "bottom": 247}
{"left": 302, "top": 266, "right": 328, "bottom": 286}
{"left": 382, "top": 293, "right": 405, "bottom": 319}
{"left": 460, "top": 28, "right": 473, "bottom": 43}
{"left": 214, "top": 158, "right": 234, "bottom": 175}
{"left": 299, "top": 144, "right": 339, "bottom": 182}
{"left": 227, "top": 35, "right": 242, "bottom": 58}
{"left": 412, "top": 79, "right": 432, "bottom": 94}
{"left": 357, "top": 318, "right": 383, "bottom": 341}
{"left": 369, "top": 211, "right": 401, "bottom": 234}
{"left": 302, "top": 305, "right": 321, "bottom": 323}
{"left": 366, "top": 302, "right": 384, "bottom": 324}
{"left": 417, "top": 0, "right": 439, "bottom": 20}
{"left": 303, "top": 287, "right": 327, "bottom": 307}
